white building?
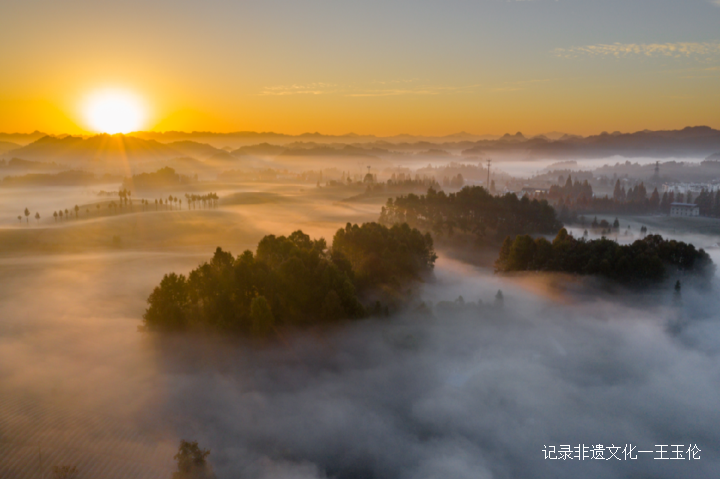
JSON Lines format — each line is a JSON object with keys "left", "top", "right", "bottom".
{"left": 670, "top": 202, "right": 700, "bottom": 217}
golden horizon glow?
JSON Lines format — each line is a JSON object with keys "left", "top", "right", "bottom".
{"left": 1, "top": 1, "right": 718, "bottom": 136}
{"left": 84, "top": 90, "right": 146, "bottom": 134}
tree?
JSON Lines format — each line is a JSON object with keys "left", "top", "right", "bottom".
{"left": 321, "top": 290, "right": 345, "bottom": 321}
{"left": 53, "top": 211, "right": 58, "bottom": 222}
{"left": 250, "top": 296, "right": 275, "bottom": 336}
{"left": 172, "top": 440, "right": 215, "bottom": 479}
{"left": 649, "top": 188, "right": 660, "bottom": 210}
{"left": 673, "top": 280, "right": 682, "bottom": 305}
{"left": 495, "top": 236, "right": 513, "bottom": 271}
{"left": 35, "top": 212, "right": 40, "bottom": 223}
{"left": 24, "top": 207, "right": 30, "bottom": 223}
{"left": 494, "top": 289, "right": 504, "bottom": 308}
{"left": 52, "top": 465, "right": 78, "bottom": 479}
{"left": 613, "top": 180, "right": 622, "bottom": 201}
{"left": 74, "top": 205, "right": 79, "bottom": 218}
{"left": 613, "top": 218, "right": 620, "bottom": 229}
{"left": 143, "top": 273, "right": 189, "bottom": 331}
{"left": 17, "top": 215, "right": 21, "bottom": 223}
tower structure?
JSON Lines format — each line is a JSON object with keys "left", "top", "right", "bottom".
{"left": 486, "top": 159, "right": 492, "bottom": 192}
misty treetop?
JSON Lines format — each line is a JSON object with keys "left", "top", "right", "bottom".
{"left": 380, "top": 186, "right": 561, "bottom": 241}
{"left": 122, "top": 166, "right": 195, "bottom": 190}
{"left": 332, "top": 222, "right": 437, "bottom": 289}
{"left": 143, "top": 222, "right": 436, "bottom": 334}
{"left": 495, "top": 228, "right": 715, "bottom": 283}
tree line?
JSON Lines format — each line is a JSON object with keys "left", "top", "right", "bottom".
{"left": 495, "top": 228, "right": 714, "bottom": 284}
{"left": 18, "top": 190, "right": 220, "bottom": 226}
{"left": 549, "top": 175, "right": 720, "bottom": 219}
{"left": 380, "top": 186, "right": 562, "bottom": 241}
{"left": 143, "top": 222, "right": 436, "bottom": 334}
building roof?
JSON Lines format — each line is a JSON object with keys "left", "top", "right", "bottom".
{"left": 670, "top": 202, "right": 698, "bottom": 207}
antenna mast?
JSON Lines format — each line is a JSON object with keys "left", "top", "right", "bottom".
{"left": 486, "top": 159, "right": 492, "bottom": 192}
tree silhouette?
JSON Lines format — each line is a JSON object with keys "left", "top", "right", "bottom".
{"left": 17, "top": 215, "right": 21, "bottom": 223}
{"left": 35, "top": 212, "right": 40, "bottom": 223}
{"left": 24, "top": 207, "right": 30, "bottom": 223}
{"left": 52, "top": 465, "right": 78, "bottom": 479}
{"left": 673, "top": 280, "right": 682, "bottom": 305}
{"left": 496, "top": 229, "right": 714, "bottom": 284}
{"left": 172, "top": 440, "right": 215, "bottom": 479}
{"left": 250, "top": 296, "right": 275, "bottom": 336}
{"left": 494, "top": 289, "right": 504, "bottom": 308}
{"left": 74, "top": 205, "right": 79, "bottom": 218}
{"left": 53, "top": 211, "right": 58, "bottom": 222}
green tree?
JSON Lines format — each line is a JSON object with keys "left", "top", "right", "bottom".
{"left": 494, "top": 236, "right": 513, "bottom": 271}
{"left": 321, "top": 290, "right": 345, "bottom": 321}
{"left": 250, "top": 296, "right": 275, "bottom": 336}
{"left": 506, "top": 234, "right": 536, "bottom": 270}
{"left": 143, "top": 273, "right": 189, "bottom": 331}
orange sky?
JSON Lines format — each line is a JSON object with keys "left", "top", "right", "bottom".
{"left": 1, "top": 0, "right": 719, "bottom": 136}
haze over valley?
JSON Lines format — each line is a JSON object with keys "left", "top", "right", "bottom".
{"left": 2, "top": 0, "right": 720, "bottom": 478}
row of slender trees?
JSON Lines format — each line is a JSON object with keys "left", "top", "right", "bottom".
{"left": 17, "top": 207, "right": 40, "bottom": 224}
{"left": 17, "top": 191, "right": 220, "bottom": 226}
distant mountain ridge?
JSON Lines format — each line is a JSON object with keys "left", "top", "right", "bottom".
{"left": 3, "top": 134, "right": 198, "bottom": 166}
{"left": 3, "top": 127, "right": 720, "bottom": 164}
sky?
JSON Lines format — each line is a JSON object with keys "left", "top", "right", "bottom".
{"left": 0, "top": 0, "right": 719, "bottom": 136}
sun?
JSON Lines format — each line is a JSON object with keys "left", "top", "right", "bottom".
{"left": 85, "top": 90, "right": 145, "bottom": 134}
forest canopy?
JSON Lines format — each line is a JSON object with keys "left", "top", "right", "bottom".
{"left": 495, "top": 229, "right": 715, "bottom": 283}
{"left": 143, "top": 222, "right": 436, "bottom": 334}
{"left": 379, "top": 186, "right": 561, "bottom": 241}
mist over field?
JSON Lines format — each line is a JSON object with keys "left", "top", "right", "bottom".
{"left": 1, "top": 149, "right": 720, "bottom": 479}
{"left": 3, "top": 0, "right": 720, "bottom": 475}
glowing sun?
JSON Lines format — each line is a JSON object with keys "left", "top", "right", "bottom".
{"left": 85, "top": 90, "right": 145, "bottom": 134}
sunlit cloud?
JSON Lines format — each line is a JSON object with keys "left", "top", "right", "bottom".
{"left": 347, "top": 84, "right": 480, "bottom": 97}
{"left": 554, "top": 42, "right": 720, "bottom": 59}
{"left": 260, "top": 83, "right": 337, "bottom": 96}
{"left": 259, "top": 81, "right": 481, "bottom": 98}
